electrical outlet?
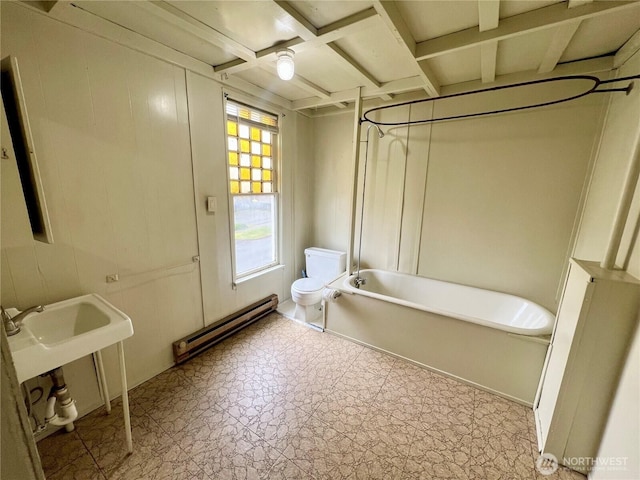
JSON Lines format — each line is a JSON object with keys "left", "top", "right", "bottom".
{"left": 106, "top": 274, "right": 119, "bottom": 283}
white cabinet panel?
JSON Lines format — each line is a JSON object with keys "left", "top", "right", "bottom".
{"left": 535, "top": 259, "right": 640, "bottom": 473}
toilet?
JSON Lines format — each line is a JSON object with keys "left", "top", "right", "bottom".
{"left": 291, "top": 247, "right": 346, "bottom": 322}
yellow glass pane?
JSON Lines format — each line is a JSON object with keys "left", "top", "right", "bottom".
{"left": 230, "top": 181, "right": 240, "bottom": 194}
{"left": 240, "top": 167, "right": 250, "bottom": 180}
{"left": 240, "top": 139, "right": 250, "bottom": 153}
{"left": 251, "top": 127, "right": 261, "bottom": 141}
{"left": 229, "top": 152, "right": 238, "bottom": 166}
{"left": 252, "top": 182, "right": 262, "bottom": 193}
{"left": 262, "top": 170, "right": 271, "bottom": 181}
{"left": 227, "top": 121, "right": 237, "bottom": 136}
{"left": 261, "top": 144, "right": 271, "bottom": 156}
{"left": 251, "top": 155, "right": 261, "bottom": 168}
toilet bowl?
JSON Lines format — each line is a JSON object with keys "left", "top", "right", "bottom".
{"left": 290, "top": 247, "right": 346, "bottom": 323}
{"left": 291, "top": 277, "right": 324, "bottom": 322}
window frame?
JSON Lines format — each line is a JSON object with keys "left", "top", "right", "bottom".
{"left": 223, "top": 95, "right": 282, "bottom": 282}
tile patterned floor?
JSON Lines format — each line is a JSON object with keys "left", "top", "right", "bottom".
{"left": 37, "top": 313, "right": 586, "bottom": 479}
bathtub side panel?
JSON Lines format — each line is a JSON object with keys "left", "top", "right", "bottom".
{"left": 325, "top": 292, "right": 548, "bottom": 405}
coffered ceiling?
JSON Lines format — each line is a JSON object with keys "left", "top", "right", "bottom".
{"left": 24, "top": 0, "right": 640, "bottom": 114}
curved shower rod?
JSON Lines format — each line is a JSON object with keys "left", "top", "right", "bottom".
{"left": 361, "top": 74, "right": 640, "bottom": 127}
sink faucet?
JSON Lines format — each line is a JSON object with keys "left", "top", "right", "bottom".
{"left": 354, "top": 276, "right": 366, "bottom": 289}
{"left": 1, "top": 305, "right": 44, "bottom": 336}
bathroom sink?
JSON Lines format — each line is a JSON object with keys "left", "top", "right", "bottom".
{"left": 7, "top": 294, "right": 133, "bottom": 383}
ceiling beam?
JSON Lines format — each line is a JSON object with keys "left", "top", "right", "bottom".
{"left": 538, "top": 21, "right": 581, "bottom": 73}
{"left": 220, "top": 75, "right": 293, "bottom": 111}
{"left": 442, "top": 56, "right": 614, "bottom": 96}
{"left": 371, "top": 0, "right": 440, "bottom": 97}
{"left": 415, "top": 1, "right": 639, "bottom": 61}
{"left": 481, "top": 42, "right": 498, "bottom": 83}
{"left": 134, "top": 1, "right": 256, "bottom": 61}
{"left": 215, "top": 7, "right": 378, "bottom": 75}
{"left": 270, "top": 2, "right": 391, "bottom": 101}
{"left": 568, "top": 0, "right": 593, "bottom": 8}
{"left": 478, "top": 0, "right": 500, "bottom": 31}
{"left": 614, "top": 28, "right": 640, "bottom": 68}
{"left": 292, "top": 76, "right": 425, "bottom": 110}
{"left": 478, "top": 0, "right": 500, "bottom": 83}
{"left": 258, "top": 64, "right": 348, "bottom": 109}
{"left": 324, "top": 43, "right": 391, "bottom": 100}
{"left": 272, "top": 0, "right": 317, "bottom": 40}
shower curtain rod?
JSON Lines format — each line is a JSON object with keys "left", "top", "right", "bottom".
{"left": 361, "top": 74, "right": 640, "bottom": 127}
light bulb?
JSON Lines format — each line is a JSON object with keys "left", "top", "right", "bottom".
{"left": 276, "top": 49, "right": 295, "bottom": 81}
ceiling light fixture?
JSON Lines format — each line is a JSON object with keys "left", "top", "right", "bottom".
{"left": 276, "top": 48, "right": 295, "bottom": 81}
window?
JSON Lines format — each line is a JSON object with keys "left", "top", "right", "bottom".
{"left": 226, "top": 100, "right": 279, "bottom": 278}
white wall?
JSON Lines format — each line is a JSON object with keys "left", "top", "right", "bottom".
{"left": 313, "top": 83, "right": 606, "bottom": 311}
{"left": 0, "top": 2, "right": 311, "bottom": 419}
{"left": 583, "top": 50, "right": 640, "bottom": 480}
{"left": 187, "top": 71, "right": 313, "bottom": 325}
{"left": 312, "top": 112, "right": 354, "bottom": 252}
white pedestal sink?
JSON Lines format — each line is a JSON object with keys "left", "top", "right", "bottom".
{"left": 6, "top": 294, "right": 134, "bottom": 452}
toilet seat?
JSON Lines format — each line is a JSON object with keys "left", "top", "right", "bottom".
{"left": 291, "top": 278, "right": 324, "bottom": 307}
{"left": 292, "top": 277, "right": 323, "bottom": 292}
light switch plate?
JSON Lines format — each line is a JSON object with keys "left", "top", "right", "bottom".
{"left": 207, "top": 196, "right": 216, "bottom": 213}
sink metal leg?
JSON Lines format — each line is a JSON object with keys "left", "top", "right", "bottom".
{"left": 117, "top": 341, "right": 133, "bottom": 453}
{"left": 93, "top": 350, "right": 111, "bottom": 414}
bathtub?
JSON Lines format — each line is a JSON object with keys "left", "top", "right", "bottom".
{"left": 324, "top": 269, "right": 554, "bottom": 405}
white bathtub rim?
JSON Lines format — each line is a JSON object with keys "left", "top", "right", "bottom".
{"left": 336, "top": 271, "right": 555, "bottom": 336}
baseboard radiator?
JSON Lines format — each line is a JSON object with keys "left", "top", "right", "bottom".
{"left": 173, "top": 294, "right": 278, "bottom": 364}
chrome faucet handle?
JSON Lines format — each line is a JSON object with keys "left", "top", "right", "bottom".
{"left": 1, "top": 305, "right": 19, "bottom": 336}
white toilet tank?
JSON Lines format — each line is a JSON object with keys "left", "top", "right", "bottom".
{"left": 305, "top": 247, "right": 346, "bottom": 284}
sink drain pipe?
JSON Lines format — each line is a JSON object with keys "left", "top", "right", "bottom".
{"left": 44, "top": 367, "right": 78, "bottom": 432}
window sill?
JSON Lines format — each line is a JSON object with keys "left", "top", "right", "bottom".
{"left": 233, "top": 264, "right": 285, "bottom": 287}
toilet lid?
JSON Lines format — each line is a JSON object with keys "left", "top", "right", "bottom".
{"left": 292, "top": 277, "right": 324, "bottom": 292}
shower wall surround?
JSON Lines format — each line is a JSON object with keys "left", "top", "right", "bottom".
{"left": 314, "top": 82, "right": 608, "bottom": 312}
